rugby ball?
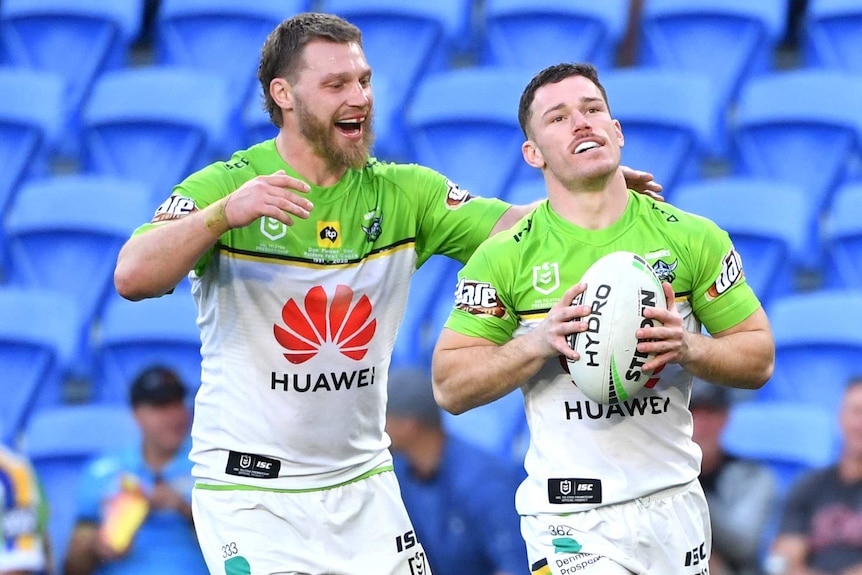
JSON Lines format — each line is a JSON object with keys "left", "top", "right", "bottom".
{"left": 565, "top": 251, "right": 666, "bottom": 404}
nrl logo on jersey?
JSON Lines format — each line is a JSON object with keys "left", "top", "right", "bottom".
{"left": 533, "top": 262, "right": 560, "bottom": 295}
{"left": 261, "top": 217, "right": 287, "bottom": 241}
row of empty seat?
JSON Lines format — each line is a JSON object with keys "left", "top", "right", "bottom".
{"left": 3, "top": 62, "right": 862, "bottom": 245}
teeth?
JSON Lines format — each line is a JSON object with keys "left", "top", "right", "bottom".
{"left": 575, "top": 141, "right": 599, "bottom": 154}
{"left": 339, "top": 118, "right": 362, "bottom": 124}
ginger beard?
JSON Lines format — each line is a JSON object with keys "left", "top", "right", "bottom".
{"left": 294, "top": 92, "right": 375, "bottom": 170}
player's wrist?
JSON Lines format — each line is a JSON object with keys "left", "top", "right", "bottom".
{"left": 204, "top": 197, "right": 232, "bottom": 236}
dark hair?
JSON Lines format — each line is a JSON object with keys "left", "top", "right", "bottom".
{"left": 257, "top": 12, "right": 363, "bottom": 127}
{"left": 517, "top": 62, "right": 610, "bottom": 139}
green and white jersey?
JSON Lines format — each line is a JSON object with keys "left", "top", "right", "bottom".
{"left": 134, "top": 139, "right": 509, "bottom": 490}
{"left": 446, "top": 191, "right": 761, "bottom": 515}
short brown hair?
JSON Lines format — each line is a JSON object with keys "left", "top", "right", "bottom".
{"left": 517, "top": 62, "right": 610, "bottom": 139}
{"left": 257, "top": 12, "right": 362, "bottom": 127}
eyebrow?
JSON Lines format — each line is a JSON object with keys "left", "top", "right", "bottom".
{"left": 540, "top": 96, "right": 604, "bottom": 119}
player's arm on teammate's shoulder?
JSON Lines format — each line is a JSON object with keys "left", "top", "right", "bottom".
{"left": 489, "top": 165, "right": 662, "bottom": 236}
{"left": 115, "top": 170, "right": 311, "bottom": 301}
{"left": 638, "top": 282, "right": 774, "bottom": 389}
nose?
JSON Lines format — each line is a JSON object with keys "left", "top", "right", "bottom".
{"left": 571, "top": 110, "right": 591, "bottom": 133}
{"left": 348, "top": 80, "right": 371, "bottom": 107}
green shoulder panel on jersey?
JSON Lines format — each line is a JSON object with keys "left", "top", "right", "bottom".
{"left": 131, "top": 141, "right": 510, "bottom": 277}
{"left": 444, "top": 192, "right": 761, "bottom": 344}
{"left": 365, "top": 160, "right": 511, "bottom": 266}
{"left": 641, "top": 194, "right": 762, "bottom": 332}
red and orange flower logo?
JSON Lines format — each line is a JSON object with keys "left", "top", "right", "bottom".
{"left": 274, "top": 285, "right": 377, "bottom": 364}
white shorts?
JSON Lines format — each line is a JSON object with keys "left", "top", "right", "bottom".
{"left": 192, "top": 469, "right": 431, "bottom": 575}
{"left": 523, "top": 481, "right": 711, "bottom": 575}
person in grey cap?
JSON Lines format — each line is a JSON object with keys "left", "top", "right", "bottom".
{"left": 386, "top": 365, "right": 528, "bottom": 575}
{"left": 690, "top": 377, "right": 777, "bottom": 575}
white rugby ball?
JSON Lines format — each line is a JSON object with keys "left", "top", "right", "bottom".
{"left": 565, "top": 251, "right": 666, "bottom": 404}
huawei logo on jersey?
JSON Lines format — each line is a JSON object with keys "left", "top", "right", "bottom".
{"left": 273, "top": 285, "right": 377, "bottom": 364}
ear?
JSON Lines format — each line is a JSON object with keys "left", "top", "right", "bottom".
{"left": 614, "top": 119, "right": 624, "bottom": 148}
{"left": 522, "top": 139, "right": 545, "bottom": 169}
{"left": 270, "top": 78, "right": 293, "bottom": 111}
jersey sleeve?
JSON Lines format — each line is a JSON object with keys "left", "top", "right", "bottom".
{"left": 443, "top": 239, "right": 521, "bottom": 345}
{"left": 688, "top": 217, "right": 762, "bottom": 334}
{"left": 405, "top": 164, "right": 510, "bottom": 266}
{"left": 127, "top": 158, "right": 237, "bottom": 276}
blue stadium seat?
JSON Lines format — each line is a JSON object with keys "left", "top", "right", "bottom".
{"left": 602, "top": 67, "right": 719, "bottom": 199}
{"left": 93, "top": 292, "right": 202, "bottom": 405}
{"left": 391, "top": 255, "right": 462, "bottom": 368}
{"left": 80, "top": 66, "right": 232, "bottom": 204}
{"left": 321, "top": 0, "right": 472, "bottom": 162}
{"left": 638, "top": 0, "right": 789, "bottom": 156}
{"left": 803, "top": 0, "right": 862, "bottom": 72}
{"left": 405, "top": 67, "right": 531, "bottom": 201}
{"left": 480, "top": 0, "right": 629, "bottom": 71}
{"left": 23, "top": 404, "right": 139, "bottom": 574}
{"left": 722, "top": 400, "right": 837, "bottom": 495}
{"left": 502, "top": 180, "right": 546, "bottom": 207}
{"left": 0, "top": 288, "right": 80, "bottom": 446}
{"left": 154, "top": 0, "right": 305, "bottom": 144}
{"left": 721, "top": 399, "right": 837, "bottom": 559}
{"left": 824, "top": 183, "right": 862, "bottom": 290}
{"left": 0, "top": 67, "right": 63, "bottom": 221}
{"left": 757, "top": 290, "right": 862, "bottom": 416}
{"left": 0, "top": 0, "right": 145, "bottom": 159}
{"left": 3, "top": 175, "right": 152, "bottom": 376}
{"left": 242, "top": 88, "right": 278, "bottom": 149}
{"left": 671, "top": 177, "right": 811, "bottom": 307}
{"left": 732, "top": 69, "right": 862, "bottom": 252}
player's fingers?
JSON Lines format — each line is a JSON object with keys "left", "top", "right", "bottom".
{"left": 264, "top": 171, "right": 312, "bottom": 194}
{"left": 268, "top": 194, "right": 312, "bottom": 219}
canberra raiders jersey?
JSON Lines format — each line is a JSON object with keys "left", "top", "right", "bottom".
{"left": 134, "top": 139, "right": 508, "bottom": 490}
{"left": 446, "top": 191, "right": 761, "bottom": 514}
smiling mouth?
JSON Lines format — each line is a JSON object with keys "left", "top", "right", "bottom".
{"left": 335, "top": 118, "right": 364, "bottom": 135}
{"left": 574, "top": 141, "right": 600, "bottom": 154}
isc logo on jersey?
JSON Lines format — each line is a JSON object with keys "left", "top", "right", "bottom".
{"left": 153, "top": 195, "right": 196, "bottom": 222}
{"left": 454, "top": 279, "right": 507, "bottom": 319}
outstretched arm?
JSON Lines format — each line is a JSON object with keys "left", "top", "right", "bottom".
{"left": 114, "top": 171, "right": 311, "bottom": 301}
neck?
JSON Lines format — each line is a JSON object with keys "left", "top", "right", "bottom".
{"left": 546, "top": 167, "right": 629, "bottom": 229}
{"left": 275, "top": 130, "right": 348, "bottom": 187}
{"left": 402, "top": 427, "right": 446, "bottom": 480}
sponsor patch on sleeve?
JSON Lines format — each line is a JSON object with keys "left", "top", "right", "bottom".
{"left": 454, "top": 278, "right": 507, "bottom": 319}
{"left": 444, "top": 179, "right": 475, "bottom": 209}
{"left": 706, "top": 247, "right": 744, "bottom": 301}
{"left": 152, "top": 195, "right": 198, "bottom": 223}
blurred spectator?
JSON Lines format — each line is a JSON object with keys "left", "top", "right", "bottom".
{"left": 692, "top": 378, "right": 777, "bottom": 575}
{"left": 386, "top": 366, "right": 528, "bottom": 575}
{"left": 769, "top": 375, "right": 862, "bottom": 575}
{"left": 0, "top": 443, "right": 50, "bottom": 575}
{"left": 63, "top": 366, "right": 206, "bottom": 575}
